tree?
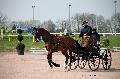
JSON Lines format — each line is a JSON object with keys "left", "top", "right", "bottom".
{"left": 106, "top": 19, "right": 113, "bottom": 33}
{"left": 73, "top": 13, "right": 81, "bottom": 32}
{"left": 55, "top": 19, "right": 69, "bottom": 32}
{"left": 97, "top": 16, "right": 107, "bottom": 33}
{"left": 42, "top": 20, "right": 56, "bottom": 33}
{"left": 0, "top": 12, "right": 7, "bottom": 29}
{"left": 111, "top": 12, "right": 120, "bottom": 33}
{"left": 87, "top": 14, "right": 96, "bottom": 28}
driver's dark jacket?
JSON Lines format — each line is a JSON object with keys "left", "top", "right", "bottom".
{"left": 79, "top": 25, "right": 92, "bottom": 37}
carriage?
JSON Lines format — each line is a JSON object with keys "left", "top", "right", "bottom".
{"left": 70, "top": 36, "right": 112, "bottom": 71}
{"left": 33, "top": 28, "right": 112, "bottom": 71}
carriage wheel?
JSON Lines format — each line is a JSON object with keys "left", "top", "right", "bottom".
{"left": 88, "top": 52, "right": 100, "bottom": 71}
{"left": 102, "top": 49, "right": 112, "bottom": 70}
{"left": 78, "top": 56, "right": 87, "bottom": 69}
{"left": 70, "top": 53, "right": 78, "bottom": 70}
{"left": 70, "top": 59, "right": 78, "bottom": 70}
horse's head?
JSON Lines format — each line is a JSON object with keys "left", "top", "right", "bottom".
{"left": 32, "top": 27, "right": 42, "bottom": 42}
{"left": 32, "top": 27, "right": 50, "bottom": 42}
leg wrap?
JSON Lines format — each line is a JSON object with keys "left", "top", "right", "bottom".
{"left": 48, "top": 59, "right": 53, "bottom": 68}
{"left": 52, "top": 61, "right": 60, "bottom": 67}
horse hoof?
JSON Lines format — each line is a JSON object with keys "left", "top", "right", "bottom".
{"left": 55, "top": 64, "right": 60, "bottom": 67}
{"left": 52, "top": 62, "right": 60, "bottom": 67}
{"left": 50, "top": 67, "right": 53, "bottom": 69}
{"left": 50, "top": 65, "right": 53, "bottom": 69}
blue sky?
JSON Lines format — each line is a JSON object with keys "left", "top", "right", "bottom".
{"left": 0, "top": 0, "right": 120, "bottom": 22}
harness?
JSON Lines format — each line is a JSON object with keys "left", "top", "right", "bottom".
{"left": 45, "top": 34, "right": 62, "bottom": 51}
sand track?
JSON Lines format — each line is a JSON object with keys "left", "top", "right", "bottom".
{"left": 0, "top": 52, "right": 120, "bottom": 79}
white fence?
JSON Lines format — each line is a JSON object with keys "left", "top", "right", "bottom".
{"left": 51, "top": 32, "right": 120, "bottom": 35}
{"left": 1, "top": 29, "right": 120, "bottom": 42}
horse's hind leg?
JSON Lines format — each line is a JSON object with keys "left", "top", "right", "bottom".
{"left": 47, "top": 51, "right": 53, "bottom": 68}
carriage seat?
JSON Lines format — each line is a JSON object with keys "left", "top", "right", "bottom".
{"left": 80, "top": 36, "right": 100, "bottom": 52}
{"left": 72, "top": 40, "right": 88, "bottom": 54}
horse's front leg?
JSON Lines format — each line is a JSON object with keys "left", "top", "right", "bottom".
{"left": 47, "top": 51, "right": 54, "bottom": 68}
{"left": 47, "top": 51, "right": 53, "bottom": 68}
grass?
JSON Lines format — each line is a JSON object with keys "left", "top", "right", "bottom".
{"left": 106, "top": 36, "right": 120, "bottom": 48}
{"left": 0, "top": 36, "right": 45, "bottom": 52}
{"left": 0, "top": 35, "right": 120, "bottom": 52}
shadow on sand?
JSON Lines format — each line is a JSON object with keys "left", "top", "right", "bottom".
{"left": 73, "top": 68, "right": 120, "bottom": 72}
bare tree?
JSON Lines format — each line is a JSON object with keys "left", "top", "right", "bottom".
{"left": 0, "top": 12, "right": 7, "bottom": 29}
{"left": 111, "top": 12, "right": 120, "bottom": 33}
{"left": 73, "top": 13, "right": 81, "bottom": 32}
{"left": 42, "top": 20, "right": 56, "bottom": 33}
{"left": 87, "top": 14, "right": 96, "bottom": 28}
{"left": 72, "top": 13, "right": 97, "bottom": 32}
{"left": 106, "top": 19, "right": 113, "bottom": 33}
{"left": 56, "top": 19, "right": 69, "bottom": 32}
{"left": 97, "top": 16, "right": 106, "bottom": 33}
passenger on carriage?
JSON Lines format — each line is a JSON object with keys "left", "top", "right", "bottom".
{"left": 92, "top": 28, "right": 100, "bottom": 46}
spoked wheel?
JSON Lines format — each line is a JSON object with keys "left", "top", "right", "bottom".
{"left": 102, "top": 49, "right": 112, "bottom": 70}
{"left": 78, "top": 56, "right": 87, "bottom": 69}
{"left": 70, "top": 59, "right": 78, "bottom": 70}
{"left": 88, "top": 52, "right": 100, "bottom": 71}
{"left": 70, "top": 53, "right": 78, "bottom": 70}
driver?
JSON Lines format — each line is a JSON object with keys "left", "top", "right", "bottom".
{"left": 79, "top": 21, "right": 92, "bottom": 37}
{"left": 79, "top": 21, "right": 92, "bottom": 48}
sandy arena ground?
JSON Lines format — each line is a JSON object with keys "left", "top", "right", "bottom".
{"left": 0, "top": 52, "right": 120, "bottom": 79}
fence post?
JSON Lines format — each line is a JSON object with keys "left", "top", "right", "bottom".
{"left": 1, "top": 29, "right": 3, "bottom": 39}
{"left": 9, "top": 33, "right": 11, "bottom": 41}
{"left": 72, "top": 32, "right": 76, "bottom": 40}
{"left": 59, "top": 32, "right": 63, "bottom": 36}
{"left": 33, "top": 35, "right": 35, "bottom": 42}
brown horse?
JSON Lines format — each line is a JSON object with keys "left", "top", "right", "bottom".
{"left": 33, "top": 27, "right": 81, "bottom": 69}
